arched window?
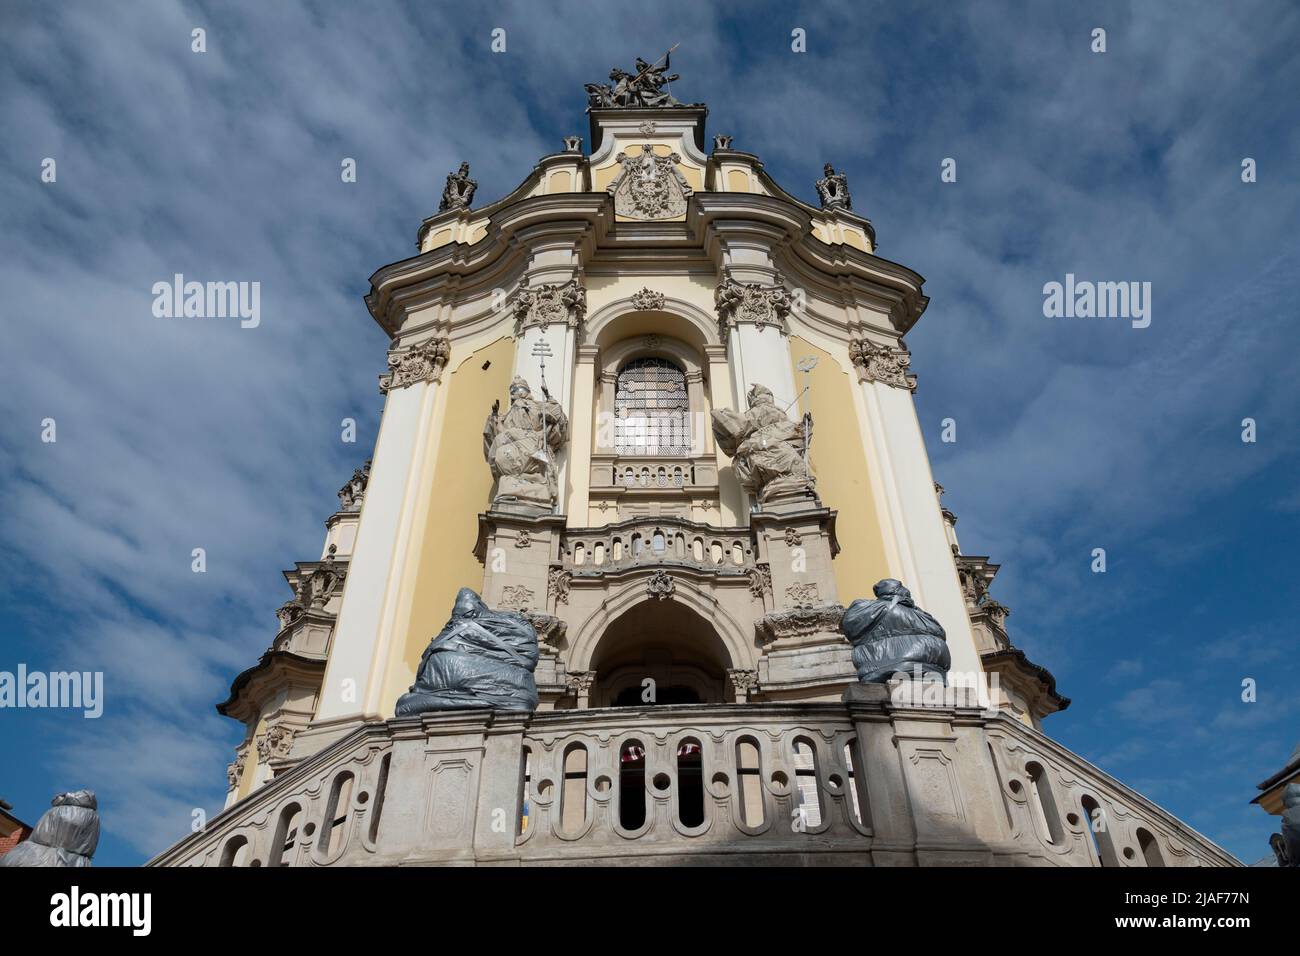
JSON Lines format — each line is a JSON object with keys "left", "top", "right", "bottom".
{"left": 615, "top": 358, "right": 690, "bottom": 456}
{"left": 561, "top": 743, "right": 589, "bottom": 831}
{"left": 1136, "top": 827, "right": 1165, "bottom": 867}
{"left": 267, "top": 803, "right": 303, "bottom": 867}
{"left": 735, "top": 737, "right": 765, "bottom": 827}
{"left": 1080, "top": 795, "right": 1119, "bottom": 867}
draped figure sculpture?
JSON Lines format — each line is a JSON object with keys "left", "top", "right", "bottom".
{"left": 840, "top": 579, "right": 951, "bottom": 684}
{"left": 396, "top": 588, "right": 539, "bottom": 715}
{"left": 483, "top": 376, "right": 568, "bottom": 511}
{"left": 711, "top": 383, "right": 813, "bottom": 503}
{"left": 0, "top": 790, "right": 99, "bottom": 867}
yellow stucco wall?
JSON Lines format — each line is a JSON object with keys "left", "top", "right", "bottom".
{"left": 382, "top": 336, "right": 516, "bottom": 711}
{"left": 789, "top": 336, "right": 891, "bottom": 599}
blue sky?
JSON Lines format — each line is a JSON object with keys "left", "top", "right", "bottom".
{"left": 1, "top": 0, "right": 1297, "bottom": 866}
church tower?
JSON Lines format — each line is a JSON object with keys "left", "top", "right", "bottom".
{"left": 153, "top": 60, "right": 1235, "bottom": 867}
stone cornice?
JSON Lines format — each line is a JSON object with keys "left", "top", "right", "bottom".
{"left": 365, "top": 187, "right": 927, "bottom": 344}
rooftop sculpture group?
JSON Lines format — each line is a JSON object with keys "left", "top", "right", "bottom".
{"left": 585, "top": 52, "right": 691, "bottom": 109}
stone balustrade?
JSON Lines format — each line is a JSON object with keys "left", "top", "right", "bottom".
{"left": 149, "top": 693, "right": 1238, "bottom": 868}
{"left": 560, "top": 516, "right": 756, "bottom": 579}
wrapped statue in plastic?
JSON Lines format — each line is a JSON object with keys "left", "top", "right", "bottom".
{"left": 840, "top": 579, "right": 951, "bottom": 684}
{"left": 483, "top": 376, "right": 568, "bottom": 511}
{"left": 0, "top": 790, "right": 99, "bottom": 867}
{"left": 1269, "top": 783, "right": 1300, "bottom": 867}
{"left": 396, "top": 588, "right": 539, "bottom": 715}
{"left": 711, "top": 383, "right": 813, "bottom": 503}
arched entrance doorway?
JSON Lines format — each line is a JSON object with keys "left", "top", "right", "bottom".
{"left": 588, "top": 599, "right": 732, "bottom": 708}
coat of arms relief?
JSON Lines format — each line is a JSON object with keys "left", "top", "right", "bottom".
{"left": 608, "top": 144, "right": 692, "bottom": 220}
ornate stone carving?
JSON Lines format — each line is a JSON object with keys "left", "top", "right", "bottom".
{"left": 257, "top": 725, "right": 296, "bottom": 762}
{"left": 584, "top": 54, "right": 687, "bottom": 109}
{"left": 379, "top": 337, "right": 450, "bottom": 394}
{"left": 784, "top": 527, "right": 802, "bottom": 547}
{"left": 226, "top": 759, "right": 244, "bottom": 789}
{"left": 712, "top": 383, "right": 814, "bottom": 502}
{"left": 714, "top": 273, "right": 793, "bottom": 336}
{"left": 523, "top": 611, "right": 567, "bottom": 655}
{"left": 513, "top": 280, "right": 587, "bottom": 335}
{"left": 337, "top": 459, "right": 371, "bottom": 512}
{"left": 841, "top": 579, "right": 951, "bottom": 684}
{"left": 515, "top": 531, "right": 532, "bottom": 549}
{"left": 297, "top": 551, "right": 343, "bottom": 610}
{"left": 727, "top": 668, "right": 759, "bottom": 696}
{"left": 748, "top": 562, "right": 772, "bottom": 599}
{"left": 562, "top": 135, "right": 583, "bottom": 152}
{"left": 638, "top": 120, "right": 657, "bottom": 134}
{"left": 850, "top": 338, "right": 915, "bottom": 391}
{"left": 631, "top": 287, "right": 666, "bottom": 311}
{"left": 275, "top": 600, "right": 304, "bottom": 630}
{"left": 815, "top": 163, "right": 851, "bottom": 210}
{"left": 500, "top": 585, "right": 535, "bottom": 611}
{"left": 567, "top": 670, "right": 596, "bottom": 695}
{"left": 396, "top": 588, "right": 539, "bottom": 714}
{"left": 646, "top": 569, "right": 675, "bottom": 600}
{"left": 609, "top": 144, "right": 691, "bottom": 220}
{"left": 713, "top": 134, "right": 734, "bottom": 150}
{"left": 483, "top": 377, "right": 569, "bottom": 510}
{"left": 547, "top": 567, "right": 572, "bottom": 605}
{"left": 786, "top": 583, "right": 820, "bottom": 607}
{"left": 438, "top": 161, "right": 477, "bottom": 212}
{"left": 755, "top": 604, "right": 845, "bottom": 645}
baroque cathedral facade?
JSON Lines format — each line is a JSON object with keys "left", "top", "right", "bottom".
{"left": 152, "top": 62, "right": 1236, "bottom": 867}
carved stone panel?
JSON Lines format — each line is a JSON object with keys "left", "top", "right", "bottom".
{"left": 609, "top": 145, "right": 691, "bottom": 220}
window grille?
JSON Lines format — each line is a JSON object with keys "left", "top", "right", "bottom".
{"left": 614, "top": 358, "right": 690, "bottom": 456}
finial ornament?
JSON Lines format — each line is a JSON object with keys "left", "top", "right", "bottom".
{"left": 439, "top": 161, "right": 477, "bottom": 212}
{"left": 815, "top": 163, "right": 851, "bottom": 210}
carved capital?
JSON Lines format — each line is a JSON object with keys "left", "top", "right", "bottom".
{"left": 523, "top": 611, "right": 567, "bottom": 654}
{"left": 379, "top": 337, "right": 450, "bottom": 394}
{"left": 727, "top": 668, "right": 759, "bottom": 696}
{"left": 850, "top": 338, "right": 916, "bottom": 391}
{"left": 715, "top": 272, "right": 793, "bottom": 337}
{"left": 513, "top": 280, "right": 587, "bottom": 336}
{"left": 256, "top": 724, "right": 296, "bottom": 763}
{"left": 748, "top": 562, "right": 772, "bottom": 599}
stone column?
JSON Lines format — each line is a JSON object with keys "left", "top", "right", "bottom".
{"left": 851, "top": 338, "right": 986, "bottom": 695}
{"left": 566, "top": 345, "right": 599, "bottom": 521}
{"left": 312, "top": 337, "right": 450, "bottom": 734}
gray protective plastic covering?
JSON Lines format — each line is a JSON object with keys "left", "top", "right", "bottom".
{"left": 840, "top": 579, "right": 952, "bottom": 684}
{"left": 0, "top": 790, "right": 99, "bottom": 867}
{"left": 396, "top": 587, "right": 539, "bottom": 715}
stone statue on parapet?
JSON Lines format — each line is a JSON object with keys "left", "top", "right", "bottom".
{"left": 439, "top": 161, "right": 477, "bottom": 212}
{"left": 396, "top": 588, "right": 539, "bottom": 715}
{"left": 840, "top": 579, "right": 951, "bottom": 684}
{"left": 585, "top": 51, "right": 686, "bottom": 108}
{"left": 1269, "top": 783, "right": 1300, "bottom": 867}
{"left": 816, "top": 163, "right": 852, "bottom": 210}
{"left": 0, "top": 790, "right": 99, "bottom": 867}
{"left": 711, "top": 383, "right": 813, "bottom": 503}
{"left": 483, "top": 376, "right": 568, "bottom": 511}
